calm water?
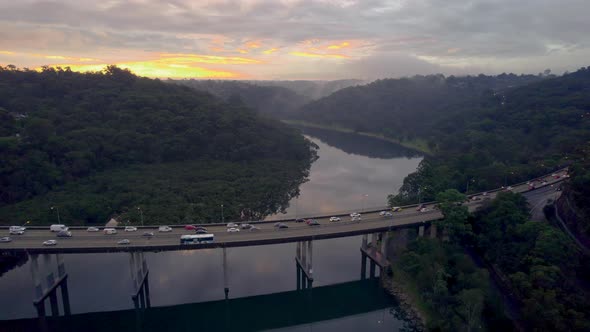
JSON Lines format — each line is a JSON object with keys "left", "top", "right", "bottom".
{"left": 0, "top": 128, "right": 422, "bottom": 331}
{"left": 269, "top": 127, "right": 423, "bottom": 219}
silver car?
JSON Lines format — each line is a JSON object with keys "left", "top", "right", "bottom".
{"left": 0, "top": 237, "right": 12, "bottom": 243}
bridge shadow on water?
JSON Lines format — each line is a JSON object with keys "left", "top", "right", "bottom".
{"left": 2, "top": 279, "right": 396, "bottom": 332}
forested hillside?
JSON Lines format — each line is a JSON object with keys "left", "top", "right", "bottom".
{"left": 0, "top": 66, "right": 317, "bottom": 225}
{"left": 392, "top": 67, "right": 590, "bottom": 204}
{"left": 170, "top": 79, "right": 310, "bottom": 118}
{"left": 294, "top": 74, "right": 544, "bottom": 141}
{"left": 250, "top": 79, "right": 364, "bottom": 100}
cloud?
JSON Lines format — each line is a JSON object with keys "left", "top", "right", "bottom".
{"left": 1, "top": 0, "right": 589, "bottom": 78}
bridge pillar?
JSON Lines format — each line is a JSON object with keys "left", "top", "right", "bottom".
{"left": 369, "top": 261, "right": 376, "bottom": 279}
{"left": 430, "top": 223, "right": 437, "bottom": 239}
{"left": 130, "top": 252, "right": 151, "bottom": 308}
{"left": 361, "top": 252, "right": 367, "bottom": 280}
{"left": 362, "top": 234, "right": 368, "bottom": 249}
{"left": 380, "top": 233, "right": 387, "bottom": 255}
{"left": 223, "top": 247, "right": 229, "bottom": 299}
{"left": 418, "top": 225, "right": 425, "bottom": 237}
{"left": 296, "top": 240, "right": 314, "bottom": 289}
{"left": 30, "top": 254, "right": 70, "bottom": 319}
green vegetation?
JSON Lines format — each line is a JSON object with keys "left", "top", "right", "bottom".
{"left": 282, "top": 119, "right": 432, "bottom": 154}
{"left": 390, "top": 68, "right": 590, "bottom": 205}
{"left": 472, "top": 192, "right": 590, "bottom": 331}
{"left": 169, "top": 79, "right": 310, "bottom": 118}
{"left": 0, "top": 66, "right": 317, "bottom": 225}
{"left": 395, "top": 239, "right": 508, "bottom": 331}
{"left": 294, "top": 73, "right": 544, "bottom": 143}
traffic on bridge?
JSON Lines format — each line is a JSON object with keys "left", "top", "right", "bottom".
{"left": 0, "top": 169, "right": 568, "bottom": 253}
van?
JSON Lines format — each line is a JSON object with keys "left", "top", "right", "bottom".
{"left": 50, "top": 224, "right": 68, "bottom": 232}
{"left": 103, "top": 228, "right": 117, "bottom": 235}
{"left": 9, "top": 226, "right": 25, "bottom": 232}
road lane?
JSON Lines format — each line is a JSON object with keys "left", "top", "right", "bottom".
{"left": 0, "top": 169, "right": 568, "bottom": 253}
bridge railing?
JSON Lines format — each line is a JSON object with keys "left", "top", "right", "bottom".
{"left": 0, "top": 168, "right": 568, "bottom": 230}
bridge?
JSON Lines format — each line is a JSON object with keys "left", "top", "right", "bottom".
{"left": 0, "top": 169, "right": 567, "bottom": 329}
{"left": 0, "top": 168, "right": 568, "bottom": 254}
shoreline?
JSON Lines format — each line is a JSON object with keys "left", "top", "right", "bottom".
{"left": 381, "top": 271, "right": 427, "bottom": 331}
{"left": 282, "top": 119, "right": 433, "bottom": 155}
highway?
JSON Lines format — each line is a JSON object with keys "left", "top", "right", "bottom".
{"left": 0, "top": 169, "right": 568, "bottom": 253}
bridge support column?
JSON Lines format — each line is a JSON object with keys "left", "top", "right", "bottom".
{"left": 418, "top": 225, "right": 425, "bottom": 237}
{"left": 31, "top": 254, "right": 70, "bottom": 319}
{"left": 130, "top": 252, "right": 151, "bottom": 308}
{"left": 223, "top": 247, "right": 229, "bottom": 299}
{"left": 380, "top": 233, "right": 387, "bottom": 256}
{"left": 430, "top": 223, "right": 437, "bottom": 239}
{"left": 296, "top": 241, "right": 314, "bottom": 289}
{"left": 369, "top": 261, "right": 376, "bottom": 279}
{"left": 361, "top": 252, "right": 367, "bottom": 280}
{"left": 362, "top": 234, "right": 368, "bottom": 249}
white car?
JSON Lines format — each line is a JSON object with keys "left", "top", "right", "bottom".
{"left": 352, "top": 216, "right": 362, "bottom": 221}
{"left": 379, "top": 211, "right": 387, "bottom": 216}
{"left": 227, "top": 227, "right": 240, "bottom": 233}
{"left": 9, "top": 226, "right": 26, "bottom": 232}
{"left": 43, "top": 240, "right": 57, "bottom": 246}
{"left": 103, "top": 228, "right": 117, "bottom": 235}
{"left": 329, "top": 217, "right": 341, "bottom": 222}
{"left": 419, "top": 207, "right": 428, "bottom": 213}
{"left": 9, "top": 229, "right": 24, "bottom": 235}
{"left": 382, "top": 211, "right": 393, "bottom": 217}
{"left": 87, "top": 227, "right": 100, "bottom": 232}
{"left": 0, "top": 237, "right": 12, "bottom": 243}
{"left": 350, "top": 212, "right": 361, "bottom": 218}
{"left": 124, "top": 226, "right": 137, "bottom": 232}
{"left": 226, "top": 223, "right": 238, "bottom": 228}
{"left": 118, "top": 239, "right": 130, "bottom": 245}
{"left": 158, "top": 226, "right": 172, "bottom": 232}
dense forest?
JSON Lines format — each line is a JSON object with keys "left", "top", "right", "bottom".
{"left": 394, "top": 190, "right": 590, "bottom": 331}
{"left": 169, "top": 79, "right": 310, "bottom": 118}
{"left": 390, "top": 68, "right": 590, "bottom": 204}
{"left": 0, "top": 65, "right": 317, "bottom": 225}
{"left": 294, "top": 73, "right": 545, "bottom": 141}
{"left": 249, "top": 79, "right": 364, "bottom": 100}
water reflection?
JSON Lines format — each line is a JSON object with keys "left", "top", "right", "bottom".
{"left": 269, "top": 128, "right": 423, "bottom": 219}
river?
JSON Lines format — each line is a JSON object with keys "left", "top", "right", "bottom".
{"left": 0, "top": 128, "right": 423, "bottom": 331}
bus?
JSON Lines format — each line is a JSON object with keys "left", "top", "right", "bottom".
{"left": 180, "top": 234, "right": 214, "bottom": 244}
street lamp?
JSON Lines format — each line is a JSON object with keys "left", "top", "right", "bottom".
{"left": 137, "top": 207, "right": 144, "bottom": 227}
{"left": 50, "top": 206, "right": 61, "bottom": 224}
{"left": 221, "top": 204, "right": 224, "bottom": 223}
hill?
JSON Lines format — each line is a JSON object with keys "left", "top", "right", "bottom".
{"left": 169, "top": 79, "right": 310, "bottom": 118}
{"left": 391, "top": 67, "right": 590, "bottom": 204}
{"left": 0, "top": 66, "right": 317, "bottom": 225}
{"left": 294, "top": 73, "right": 545, "bottom": 142}
{"left": 249, "top": 79, "right": 365, "bottom": 100}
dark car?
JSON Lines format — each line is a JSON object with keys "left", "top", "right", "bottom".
{"left": 195, "top": 229, "right": 208, "bottom": 234}
{"left": 276, "top": 223, "right": 289, "bottom": 229}
{"left": 307, "top": 220, "right": 320, "bottom": 226}
{"left": 195, "top": 226, "right": 207, "bottom": 232}
{"left": 295, "top": 219, "right": 305, "bottom": 223}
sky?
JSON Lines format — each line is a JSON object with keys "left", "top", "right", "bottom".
{"left": 0, "top": 0, "right": 589, "bottom": 80}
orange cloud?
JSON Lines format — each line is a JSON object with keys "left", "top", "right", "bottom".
{"left": 289, "top": 52, "right": 349, "bottom": 59}
{"left": 327, "top": 42, "right": 350, "bottom": 50}
{"left": 41, "top": 61, "right": 240, "bottom": 79}
{"left": 263, "top": 48, "right": 279, "bottom": 54}
{"left": 37, "top": 52, "right": 264, "bottom": 78}
{"left": 237, "top": 49, "right": 248, "bottom": 54}
{"left": 0, "top": 50, "right": 15, "bottom": 55}
{"left": 245, "top": 42, "right": 261, "bottom": 49}
{"left": 159, "top": 53, "right": 261, "bottom": 65}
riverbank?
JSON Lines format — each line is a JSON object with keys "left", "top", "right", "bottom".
{"left": 282, "top": 120, "right": 433, "bottom": 155}
{"left": 381, "top": 267, "right": 428, "bottom": 331}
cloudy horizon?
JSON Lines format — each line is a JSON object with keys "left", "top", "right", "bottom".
{"left": 1, "top": 0, "right": 589, "bottom": 80}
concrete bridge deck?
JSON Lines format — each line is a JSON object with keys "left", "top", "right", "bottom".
{"left": 0, "top": 169, "right": 567, "bottom": 254}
